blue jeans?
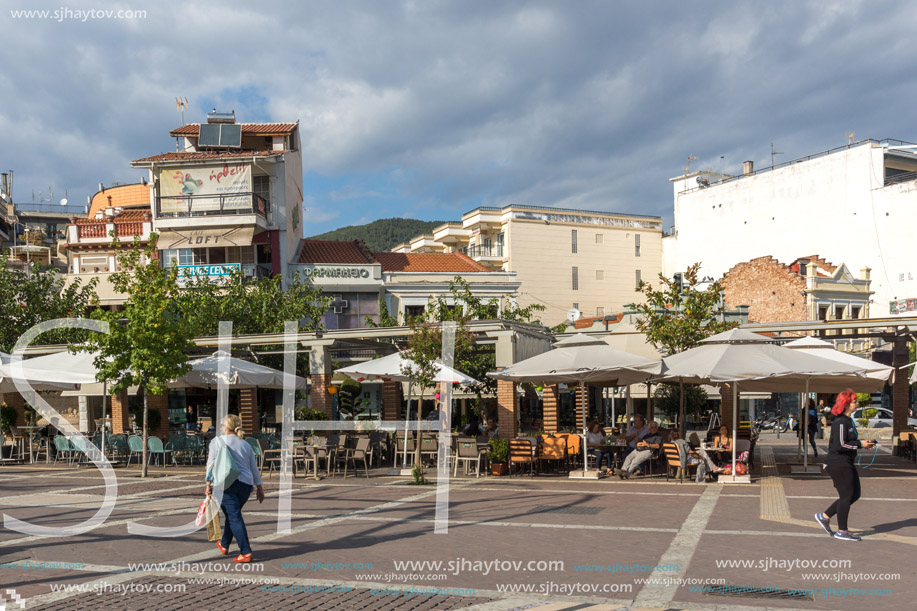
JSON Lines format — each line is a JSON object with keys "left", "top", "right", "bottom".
{"left": 220, "top": 480, "right": 253, "bottom": 555}
{"left": 588, "top": 449, "right": 611, "bottom": 469}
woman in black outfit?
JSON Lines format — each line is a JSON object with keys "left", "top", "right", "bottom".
{"left": 814, "top": 390, "right": 876, "bottom": 541}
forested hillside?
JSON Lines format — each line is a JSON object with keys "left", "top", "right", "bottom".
{"left": 307, "top": 218, "right": 447, "bottom": 252}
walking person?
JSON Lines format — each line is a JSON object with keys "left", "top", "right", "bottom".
{"left": 205, "top": 414, "right": 265, "bottom": 562}
{"left": 815, "top": 390, "right": 876, "bottom": 541}
{"left": 803, "top": 398, "right": 819, "bottom": 457}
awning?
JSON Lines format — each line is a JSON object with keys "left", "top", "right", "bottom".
{"left": 157, "top": 227, "right": 255, "bottom": 249}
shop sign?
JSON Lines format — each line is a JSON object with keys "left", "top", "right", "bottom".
{"left": 177, "top": 263, "right": 241, "bottom": 286}
{"left": 305, "top": 266, "right": 371, "bottom": 279}
{"left": 890, "top": 298, "right": 917, "bottom": 314}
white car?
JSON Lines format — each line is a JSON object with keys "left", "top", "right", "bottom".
{"left": 852, "top": 407, "right": 917, "bottom": 428}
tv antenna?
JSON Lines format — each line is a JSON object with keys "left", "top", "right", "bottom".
{"left": 684, "top": 154, "right": 697, "bottom": 173}
{"left": 176, "top": 96, "right": 190, "bottom": 125}
{"left": 770, "top": 142, "right": 783, "bottom": 168}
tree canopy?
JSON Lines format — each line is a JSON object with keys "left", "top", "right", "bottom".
{"left": 307, "top": 218, "right": 447, "bottom": 252}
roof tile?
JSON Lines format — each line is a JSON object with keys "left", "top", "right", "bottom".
{"left": 297, "top": 240, "right": 376, "bottom": 265}
{"left": 169, "top": 123, "right": 298, "bottom": 137}
{"left": 132, "top": 150, "right": 286, "bottom": 164}
{"left": 373, "top": 252, "right": 490, "bottom": 273}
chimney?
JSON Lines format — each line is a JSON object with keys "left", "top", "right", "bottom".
{"left": 806, "top": 261, "right": 818, "bottom": 278}
{"left": 1, "top": 173, "right": 8, "bottom": 195}
{"left": 743, "top": 161, "right": 754, "bottom": 176}
{"left": 860, "top": 266, "right": 871, "bottom": 281}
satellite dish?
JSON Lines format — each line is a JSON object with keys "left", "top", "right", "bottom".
{"left": 60, "top": 198, "right": 68, "bottom": 206}
{"left": 566, "top": 307, "right": 581, "bottom": 322}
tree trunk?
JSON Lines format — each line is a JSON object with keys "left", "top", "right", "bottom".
{"left": 141, "top": 389, "right": 149, "bottom": 478}
{"left": 414, "top": 390, "right": 424, "bottom": 471}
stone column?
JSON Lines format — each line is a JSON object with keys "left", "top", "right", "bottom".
{"left": 542, "top": 385, "right": 559, "bottom": 433}
{"left": 496, "top": 380, "right": 516, "bottom": 440}
{"left": 240, "top": 388, "right": 259, "bottom": 435}
{"left": 382, "top": 381, "right": 402, "bottom": 421}
{"left": 111, "top": 390, "right": 131, "bottom": 434}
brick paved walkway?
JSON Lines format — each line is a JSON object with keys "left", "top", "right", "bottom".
{"left": 1, "top": 433, "right": 914, "bottom": 611}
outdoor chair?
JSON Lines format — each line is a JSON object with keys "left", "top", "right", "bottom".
{"left": 70, "top": 435, "right": 99, "bottom": 466}
{"left": 53, "top": 436, "right": 76, "bottom": 466}
{"left": 147, "top": 436, "right": 174, "bottom": 468}
{"left": 292, "top": 446, "right": 315, "bottom": 477}
{"left": 343, "top": 436, "right": 371, "bottom": 478}
{"left": 107, "top": 434, "right": 128, "bottom": 462}
{"left": 394, "top": 434, "right": 416, "bottom": 468}
{"left": 564, "top": 434, "right": 582, "bottom": 469}
{"left": 420, "top": 435, "right": 438, "bottom": 465}
{"left": 538, "top": 435, "right": 567, "bottom": 473}
{"left": 509, "top": 439, "right": 535, "bottom": 477}
{"left": 126, "top": 435, "right": 144, "bottom": 467}
{"left": 663, "top": 443, "right": 697, "bottom": 483}
{"left": 29, "top": 431, "right": 48, "bottom": 463}
{"left": 245, "top": 437, "right": 263, "bottom": 470}
{"left": 453, "top": 437, "right": 483, "bottom": 477}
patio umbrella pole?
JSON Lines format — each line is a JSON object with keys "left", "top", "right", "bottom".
{"left": 679, "top": 380, "right": 685, "bottom": 439}
{"left": 402, "top": 382, "right": 412, "bottom": 469}
{"left": 101, "top": 381, "right": 107, "bottom": 462}
{"left": 581, "top": 379, "right": 587, "bottom": 477}
{"left": 732, "top": 382, "right": 738, "bottom": 480}
{"left": 803, "top": 379, "right": 809, "bottom": 471}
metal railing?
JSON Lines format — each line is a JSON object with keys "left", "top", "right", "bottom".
{"left": 884, "top": 170, "right": 917, "bottom": 186}
{"left": 466, "top": 244, "right": 504, "bottom": 258}
{"left": 155, "top": 192, "right": 269, "bottom": 218}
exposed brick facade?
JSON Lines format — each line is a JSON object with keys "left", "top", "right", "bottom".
{"left": 496, "top": 380, "right": 516, "bottom": 439}
{"left": 310, "top": 374, "right": 334, "bottom": 419}
{"left": 720, "top": 386, "right": 735, "bottom": 432}
{"left": 147, "top": 393, "right": 169, "bottom": 438}
{"left": 240, "top": 388, "right": 259, "bottom": 435}
{"left": 111, "top": 390, "right": 131, "bottom": 434}
{"left": 382, "top": 381, "right": 401, "bottom": 421}
{"left": 722, "top": 256, "right": 805, "bottom": 323}
{"left": 4, "top": 393, "right": 25, "bottom": 428}
{"left": 542, "top": 385, "right": 559, "bottom": 433}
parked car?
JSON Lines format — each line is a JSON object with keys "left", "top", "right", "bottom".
{"left": 852, "top": 407, "right": 917, "bottom": 428}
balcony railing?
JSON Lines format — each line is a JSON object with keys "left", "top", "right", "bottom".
{"left": 466, "top": 244, "right": 504, "bottom": 258}
{"left": 156, "top": 192, "right": 269, "bottom": 219}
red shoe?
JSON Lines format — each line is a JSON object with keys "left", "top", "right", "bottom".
{"left": 216, "top": 542, "right": 229, "bottom": 555}
{"left": 234, "top": 553, "right": 252, "bottom": 563}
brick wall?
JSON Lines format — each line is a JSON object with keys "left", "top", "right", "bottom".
{"left": 720, "top": 386, "right": 735, "bottom": 432}
{"left": 3, "top": 393, "right": 25, "bottom": 428}
{"left": 382, "top": 381, "right": 401, "bottom": 421}
{"left": 310, "top": 374, "right": 333, "bottom": 419}
{"left": 240, "top": 388, "right": 259, "bottom": 435}
{"left": 722, "top": 256, "right": 805, "bottom": 323}
{"left": 542, "top": 385, "right": 559, "bottom": 433}
{"left": 496, "top": 380, "right": 516, "bottom": 439}
{"left": 111, "top": 390, "right": 130, "bottom": 434}
{"left": 147, "top": 393, "right": 169, "bottom": 438}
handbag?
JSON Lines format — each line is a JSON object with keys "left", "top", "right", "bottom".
{"left": 206, "top": 438, "right": 240, "bottom": 490}
{"left": 195, "top": 497, "right": 210, "bottom": 527}
{"left": 205, "top": 495, "right": 222, "bottom": 542}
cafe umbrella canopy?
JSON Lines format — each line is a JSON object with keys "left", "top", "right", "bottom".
{"left": 167, "top": 350, "right": 310, "bottom": 390}
{"left": 653, "top": 329, "right": 870, "bottom": 478}
{"left": 335, "top": 351, "right": 480, "bottom": 468}
{"left": 488, "top": 333, "right": 662, "bottom": 477}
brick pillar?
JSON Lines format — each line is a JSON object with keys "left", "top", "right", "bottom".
{"left": 382, "top": 381, "right": 401, "bottom": 421}
{"left": 147, "top": 393, "right": 170, "bottom": 438}
{"left": 240, "top": 388, "right": 259, "bottom": 435}
{"left": 4, "top": 393, "right": 25, "bottom": 428}
{"left": 310, "top": 374, "right": 333, "bottom": 419}
{"left": 111, "top": 390, "right": 131, "bottom": 434}
{"left": 542, "top": 385, "right": 559, "bottom": 433}
{"left": 496, "top": 380, "right": 516, "bottom": 440}
{"left": 720, "top": 386, "right": 735, "bottom": 432}
{"left": 573, "top": 384, "right": 587, "bottom": 432}
{"left": 892, "top": 335, "right": 909, "bottom": 438}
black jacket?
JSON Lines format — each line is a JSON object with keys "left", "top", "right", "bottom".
{"left": 826, "top": 414, "right": 862, "bottom": 462}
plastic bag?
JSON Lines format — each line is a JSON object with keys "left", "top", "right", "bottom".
{"left": 205, "top": 497, "right": 222, "bottom": 542}
{"left": 195, "top": 497, "right": 209, "bottom": 527}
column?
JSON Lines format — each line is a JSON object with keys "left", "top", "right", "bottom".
{"left": 147, "top": 393, "right": 170, "bottom": 438}
{"left": 382, "top": 381, "right": 402, "bottom": 421}
{"left": 892, "top": 335, "right": 909, "bottom": 439}
{"left": 573, "top": 384, "right": 588, "bottom": 432}
{"left": 4, "top": 393, "right": 25, "bottom": 427}
{"left": 307, "top": 340, "right": 335, "bottom": 419}
{"left": 496, "top": 380, "right": 516, "bottom": 440}
{"left": 542, "top": 385, "right": 559, "bottom": 433}
{"left": 240, "top": 388, "right": 259, "bottom": 435}
{"left": 720, "top": 386, "right": 734, "bottom": 432}
{"left": 111, "top": 390, "right": 131, "bottom": 434}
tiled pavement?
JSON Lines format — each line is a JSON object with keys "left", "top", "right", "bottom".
{"left": 1, "top": 434, "right": 915, "bottom": 611}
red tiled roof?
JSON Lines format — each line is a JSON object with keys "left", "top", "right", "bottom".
{"left": 75, "top": 208, "right": 149, "bottom": 225}
{"left": 297, "top": 240, "right": 376, "bottom": 265}
{"left": 132, "top": 150, "right": 287, "bottom": 164}
{"left": 373, "top": 252, "right": 490, "bottom": 273}
{"left": 169, "top": 123, "right": 298, "bottom": 137}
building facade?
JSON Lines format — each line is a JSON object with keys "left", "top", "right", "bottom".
{"left": 664, "top": 139, "right": 917, "bottom": 317}
{"left": 395, "top": 204, "right": 664, "bottom": 325}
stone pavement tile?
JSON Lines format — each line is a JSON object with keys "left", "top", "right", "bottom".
{"left": 780, "top": 472, "right": 917, "bottom": 499}
{"left": 1, "top": 567, "right": 115, "bottom": 600}
{"left": 673, "top": 532, "right": 912, "bottom": 611}
{"left": 787, "top": 496, "right": 917, "bottom": 538}
{"left": 697, "top": 494, "right": 815, "bottom": 535}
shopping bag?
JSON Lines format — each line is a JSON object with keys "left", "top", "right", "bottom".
{"left": 195, "top": 497, "right": 210, "bottom": 527}
{"left": 205, "top": 496, "right": 222, "bottom": 542}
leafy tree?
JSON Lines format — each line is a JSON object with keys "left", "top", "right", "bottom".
{"left": 365, "top": 298, "right": 399, "bottom": 328}
{"left": 80, "top": 235, "right": 196, "bottom": 477}
{"left": 0, "top": 252, "right": 98, "bottom": 353}
{"left": 307, "top": 218, "right": 447, "bottom": 252}
{"left": 634, "top": 263, "right": 737, "bottom": 435}
{"left": 653, "top": 383, "right": 709, "bottom": 424}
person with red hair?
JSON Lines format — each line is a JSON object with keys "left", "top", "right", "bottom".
{"left": 814, "top": 390, "right": 876, "bottom": 541}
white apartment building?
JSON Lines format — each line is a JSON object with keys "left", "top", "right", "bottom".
{"left": 664, "top": 139, "right": 917, "bottom": 318}
{"left": 395, "top": 204, "right": 663, "bottom": 325}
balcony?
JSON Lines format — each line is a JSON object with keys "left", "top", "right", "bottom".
{"left": 464, "top": 244, "right": 505, "bottom": 265}
{"left": 155, "top": 192, "right": 269, "bottom": 219}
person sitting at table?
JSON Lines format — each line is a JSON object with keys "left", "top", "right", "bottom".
{"left": 669, "top": 429, "right": 722, "bottom": 480}
{"left": 585, "top": 420, "right": 610, "bottom": 472}
{"left": 463, "top": 416, "right": 481, "bottom": 436}
{"left": 483, "top": 418, "right": 499, "bottom": 439}
{"left": 618, "top": 421, "right": 662, "bottom": 479}
{"left": 622, "top": 414, "right": 649, "bottom": 459}
{"left": 711, "top": 425, "right": 732, "bottom": 466}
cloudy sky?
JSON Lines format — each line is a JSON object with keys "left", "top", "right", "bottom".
{"left": 2, "top": 0, "right": 915, "bottom": 235}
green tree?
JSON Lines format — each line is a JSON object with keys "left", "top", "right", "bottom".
{"left": 653, "top": 383, "right": 709, "bottom": 425}
{"left": 80, "top": 235, "right": 196, "bottom": 477}
{"left": 0, "top": 252, "right": 98, "bottom": 353}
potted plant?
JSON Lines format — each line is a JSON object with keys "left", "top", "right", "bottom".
{"left": 488, "top": 436, "right": 509, "bottom": 476}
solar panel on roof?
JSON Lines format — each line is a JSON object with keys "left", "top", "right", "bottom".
{"left": 219, "top": 124, "right": 242, "bottom": 148}
{"left": 198, "top": 123, "right": 221, "bottom": 147}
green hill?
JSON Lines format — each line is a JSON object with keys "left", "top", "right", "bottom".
{"left": 307, "top": 218, "right": 448, "bottom": 252}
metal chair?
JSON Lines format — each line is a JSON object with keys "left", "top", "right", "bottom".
{"left": 453, "top": 437, "right": 483, "bottom": 477}
{"left": 509, "top": 439, "right": 534, "bottom": 477}
{"left": 343, "top": 437, "right": 371, "bottom": 478}
{"left": 127, "top": 435, "right": 144, "bottom": 467}
{"left": 53, "top": 436, "right": 76, "bottom": 466}
{"left": 147, "top": 436, "right": 174, "bottom": 468}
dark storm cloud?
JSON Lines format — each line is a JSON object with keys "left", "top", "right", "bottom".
{"left": 1, "top": 0, "right": 914, "bottom": 228}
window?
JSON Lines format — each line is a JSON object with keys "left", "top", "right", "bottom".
{"left": 253, "top": 175, "right": 271, "bottom": 207}
{"left": 595, "top": 269, "right": 604, "bottom": 281}
{"left": 404, "top": 305, "right": 425, "bottom": 322}
{"left": 818, "top": 306, "right": 828, "bottom": 321}
{"left": 596, "top": 307, "right": 605, "bottom": 316}
{"left": 496, "top": 232, "right": 504, "bottom": 256}
{"left": 571, "top": 230, "right": 578, "bottom": 253}
{"left": 595, "top": 233, "right": 603, "bottom": 244}
{"left": 573, "top": 303, "right": 579, "bottom": 310}
{"left": 835, "top": 305, "right": 845, "bottom": 320}
{"left": 851, "top": 306, "right": 862, "bottom": 319}
{"left": 178, "top": 248, "right": 207, "bottom": 266}
{"left": 226, "top": 247, "right": 255, "bottom": 264}
{"left": 635, "top": 269, "right": 642, "bottom": 287}
{"left": 163, "top": 249, "right": 180, "bottom": 267}
{"left": 572, "top": 266, "right": 579, "bottom": 290}
{"left": 635, "top": 234, "right": 641, "bottom": 257}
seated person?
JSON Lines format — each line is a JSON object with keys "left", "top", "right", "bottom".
{"left": 669, "top": 430, "right": 722, "bottom": 480}
{"left": 711, "top": 425, "right": 732, "bottom": 466}
{"left": 619, "top": 421, "right": 662, "bottom": 479}
{"left": 585, "top": 420, "right": 610, "bottom": 472}
{"left": 622, "top": 414, "right": 649, "bottom": 458}
{"left": 483, "top": 418, "right": 499, "bottom": 439}
{"left": 463, "top": 416, "right": 481, "bottom": 437}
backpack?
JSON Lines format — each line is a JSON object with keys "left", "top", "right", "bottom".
{"left": 207, "top": 438, "right": 240, "bottom": 489}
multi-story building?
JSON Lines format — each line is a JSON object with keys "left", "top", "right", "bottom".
{"left": 292, "top": 239, "right": 520, "bottom": 329}
{"left": 131, "top": 112, "right": 303, "bottom": 285}
{"left": 395, "top": 204, "right": 664, "bottom": 325}
{"left": 664, "top": 139, "right": 917, "bottom": 317}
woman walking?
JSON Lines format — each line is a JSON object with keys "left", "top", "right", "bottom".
{"left": 815, "top": 390, "right": 876, "bottom": 541}
{"left": 205, "top": 414, "right": 265, "bottom": 562}
{"left": 803, "top": 398, "right": 819, "bottom": 457}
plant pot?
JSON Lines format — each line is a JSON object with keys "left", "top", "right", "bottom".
{"left": 491, "top": 462, "right": 508, "bottom": 476}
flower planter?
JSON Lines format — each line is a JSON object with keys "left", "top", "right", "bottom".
{"left": 490, "top": 462, "right": 508, "bottom": 476}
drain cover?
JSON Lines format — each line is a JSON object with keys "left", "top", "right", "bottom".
{"left": 531, "top": 505, "right": 603, "bottom": 515}
{"left": 701, "top": 584, "right": 814, "bottom": 601}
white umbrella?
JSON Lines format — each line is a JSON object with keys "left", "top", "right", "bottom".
{"left": 0, "top": 352, "right": 81, "bottom": 392}
{"left": 336, "top": 352, "right": 480, "bottom": 468}
{"left": 169, "top": 351, "right": 310, "bottom": 390}
{"left": 654, "top": 329, "right": 869, "bottom": 478}
{"left": 488, "top": 333, "right": 662, "bottom": 477}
